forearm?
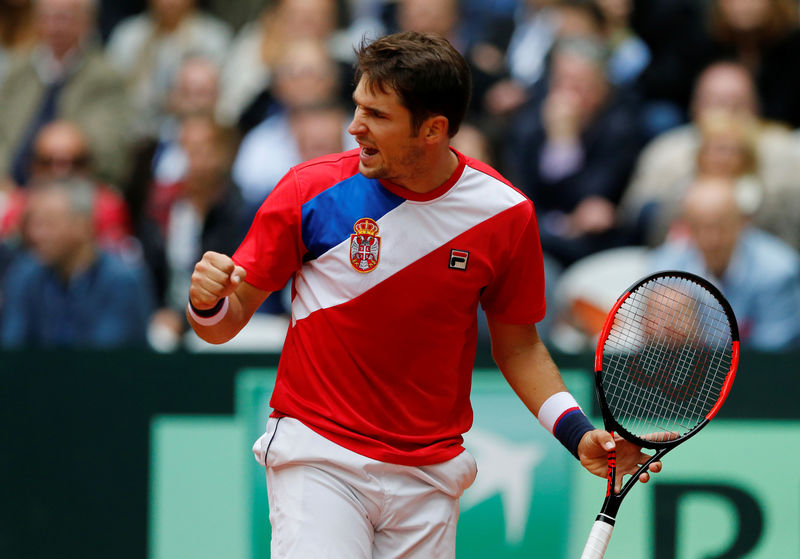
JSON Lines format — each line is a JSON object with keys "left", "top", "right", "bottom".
{"left": 488, "top": 318, "right": 596, "bottom": 458}
{"left": 495, "top": 337, "right": 569, "bottom": 417}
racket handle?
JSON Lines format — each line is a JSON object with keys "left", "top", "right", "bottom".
{"left": 580, "top": 518, "right": 615, "bottom": 559}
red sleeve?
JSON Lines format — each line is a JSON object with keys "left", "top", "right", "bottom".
{"left": 232, "top": 168, "right": 306, "bottom": 292}
{"left": 480, "top": 202, "right": 547, "bottom": 324}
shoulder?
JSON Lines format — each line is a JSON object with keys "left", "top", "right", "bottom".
{"left": 5, "top": 251, "right": 43, "bottom": 276}
{"left": 460, "top": 153, "right": 532, "bottom": 209}
{"left": 461, "top": 154, "right": 514, "bottom": 188}
{"left": 635, "top": 124, "right": 698, "bottom": 169}
{"left": 80, "top": 46, "right": 126, "bottom": 83}
{"left": 649, "top": 238, "right": 697, "bottom": 269}
{"left": 290, "top": 149, "right": 362, "bottom": 197}
{"left": 108, "top": 14, "right": 151, "bottom": 46}
{"left": 94, "top": 252, "right": 149, "bottom": 287}
{"left": 190, "top": 12, "right": 233, "bottom": 36}
{"left": 226, "top": 21, "right": 262, "bottom": 60}
{"left": 3, "top": 252, "right": 46, "bottom": 292}
{"left": 0, "top": 54, "right": 35, "bottom": 85}
{"left": 742, "top": 229, "right": 800, "bottom": 275}
{"left": 644, "top": 124, "right": 697, "bottom": 152}
{"left": 253, "top": 150, "right": 361, "bottom": 214}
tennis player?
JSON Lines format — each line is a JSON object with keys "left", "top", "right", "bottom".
{"left": 187, "top": 31, "right": 661, "bottom": 559}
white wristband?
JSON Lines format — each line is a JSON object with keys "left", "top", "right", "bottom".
{"left": 538, "top": 391, "right": 582, "bottom": 434}
{"left": 187, "top": 296, "right": 229, "bottom": 326}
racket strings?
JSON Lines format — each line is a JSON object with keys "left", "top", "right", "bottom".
{"left": 607, "top": 305, "right": 725, "bottom": 434}
{"left": 601, "top": 277, "right": 734, "bottom": 442}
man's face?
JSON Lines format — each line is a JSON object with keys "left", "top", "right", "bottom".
{"left": 25, "top": 189, "right": 89, "bottom": 268}
{"left": 170, "top": 60, "right": 219, "bottom": 118}
{"left": 31, "top": 125, "right": 91, "bottom": 181}
{"left": 278, "top": 0, "right": 336, "bottom": 40}
{"left": 293, "top": 108, "right": 344, "bottom": 161}
{"left": 36, "top": 0, "right": 92, "bottom": 57}
{"left": 692, "top": 66, "right": 757, "bottom": 119}
{"left": 180, "top": 119, "right": 227, "bottom": 187}
{"left": 685, "top": 183, "right": 743, "bottom": 276}
{"left": 397, "top": 0, "right": 457, "bottom": 37}
{"left": 549, "top": 51, "right": 607, "bottom": 118}
{"left": 347, "top": 77, "right": 427, "bottom": 186}
{"left": 718, "top": 0, "right": 770, "bottom": 32}
{"left": 273, "top": 42, "right": 338, "bottom": 109}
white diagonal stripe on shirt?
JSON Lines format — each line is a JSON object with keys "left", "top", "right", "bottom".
{"left": 291, "top": 165, "right": 526, "bottom": 323}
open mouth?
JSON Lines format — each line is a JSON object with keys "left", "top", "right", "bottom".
{"left": 361, "top": 147, "right": 379, "bottom": 157}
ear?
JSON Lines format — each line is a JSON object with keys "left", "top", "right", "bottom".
{"left": 422, "top": 115, "right": 450, "bottom": 144}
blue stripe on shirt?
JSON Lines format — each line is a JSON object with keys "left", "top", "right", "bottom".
{"left": 301, "top": 174, "right": 405, "bottom": 260}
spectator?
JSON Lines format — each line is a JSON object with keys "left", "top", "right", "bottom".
{"left": 124, "top": 53, "right": 222, "bottom": 226}
{"left": 699, "top": 0, "right": 800, "bottom": 128}
{"left": 139, "top": 114, "right": 245, "bottom": 351}
{"left": 106, "top": 0, "right": 232, "bottom": 139}
{"left": 292, "top": 102, "right": 354, "bottom": 163}
{"left": 595, "top": 0, "right": 650, "bottom": 87}
{"left": 393, "top": 0, "right": 511, "bottom": 121}
{"left": 482, "top": 0, "right": 605, "bottom": 119}
{"left": 0, "top": 0, "right": 132, "bottom": 188}
{"left": 0, "top": 0, "right": 36, "bottom": 85}
{"left": 0, "top": 177, "right": 153, "bottom": 348}
{"left": 232, "top": 39, "right": 357, "bottom": 213}
{"left": 620, "top": 61, "right": 800, "bottom": 249}
{"left": 693, "top": 111, "right": 764, "bottom": 212}
{"left": 152, "top": 54, "right": 221, "bottom": 185}
{"left": 505, "top": 35, "right": 644, "bottom": 268}
{"left": 650, "top": 176, "right": 800, "bottom": 351}
{"left": 395, "top": 0, "right": 464, "bottom": 46}
{"left": 0, "top": 120, "right": 133, "bottom": 252}
{"left": 220, "top": 0, "right": 361, "bottom": 131}
{"left": 498, "top": 0, "right": 562, "bottom": 90}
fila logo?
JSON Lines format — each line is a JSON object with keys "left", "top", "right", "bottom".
{"left": 449, "top": 249, "right": 469, "bottom": 271}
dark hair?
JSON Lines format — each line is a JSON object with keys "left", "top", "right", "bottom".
{"left": 354, "top": 31, "right": 472, "bottom": 137}
{"left": 710, "top": 0, "right": 798, "bottom": 44}
{"left": 559, "top": 0, "right": 606, "bottom": 31}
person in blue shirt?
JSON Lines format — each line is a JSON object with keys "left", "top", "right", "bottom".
{"left": 651, "top": 176, "right": 800, "bottom": 351}
{"left": 1, "top": 176, "right": 154, "bottom": 348}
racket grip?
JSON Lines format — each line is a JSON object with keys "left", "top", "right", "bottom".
{"left": 580, "top": 518, "right": 615, "bottom": 559}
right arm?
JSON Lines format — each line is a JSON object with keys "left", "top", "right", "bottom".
{"left": 186, "top": 251, "right": 270, "bottom": 344}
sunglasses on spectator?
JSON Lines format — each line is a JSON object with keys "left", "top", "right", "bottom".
{"left": 33, "top": 154, "right": 90, "bottom": 170}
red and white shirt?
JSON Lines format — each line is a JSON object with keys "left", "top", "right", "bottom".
{"left": 234, "top": 148, "right": 546, "bottom": 466}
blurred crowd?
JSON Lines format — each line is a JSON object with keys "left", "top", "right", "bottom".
{"left": 1, "top": 0, "right": 800, "bottom": 352}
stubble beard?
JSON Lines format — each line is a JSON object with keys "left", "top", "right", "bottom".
{"left": 361, "top": 144, "right": 426, "bottom": 185}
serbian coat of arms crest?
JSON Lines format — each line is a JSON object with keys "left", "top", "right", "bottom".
{"left": 349, "top": 217, "right": 381, "bottom": 273}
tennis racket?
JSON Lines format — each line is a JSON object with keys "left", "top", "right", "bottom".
{"left": 580, "top": 270, "right": 739, "bottom": 559}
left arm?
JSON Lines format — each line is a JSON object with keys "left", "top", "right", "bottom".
{"left": 487, "top": 318, "right": 661, "bottom": 491}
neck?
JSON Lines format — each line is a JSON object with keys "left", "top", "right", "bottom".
{"left": 184, "top": 177, "right": 223, "bottom": 215}
{"left": 56, "top": 242, "right": 96, "bottom": 282}
{"left": 396, "top": 147, "right": 459, "bottom": 194}
{"left": 157, "top": 13, "right": 189, "bottom": 33}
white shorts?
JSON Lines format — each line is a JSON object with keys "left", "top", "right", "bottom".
{"left": 253, "top": 417, "right": 478, "bottom": 559}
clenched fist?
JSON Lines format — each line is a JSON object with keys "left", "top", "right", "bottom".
{"left": 189, "top": 251, "right": 247, "bottom": 310}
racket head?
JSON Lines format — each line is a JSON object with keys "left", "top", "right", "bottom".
{"left": 594, "top": 270, "right": 739, "bottom": 450}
